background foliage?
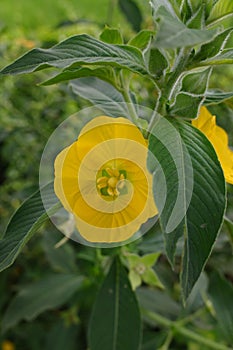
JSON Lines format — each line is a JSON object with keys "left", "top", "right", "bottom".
{"left": 0, "top": 1, "right": 233, "bottom": 350}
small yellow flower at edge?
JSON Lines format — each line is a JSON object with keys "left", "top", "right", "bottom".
{"left": 192, "top": 106, "right": 233, "bottom": 185}
{"left": 54, "top": 116, "right": 158, "bottom": 243}
{"left": 1, "top": 340, "right": 15, "bottom": 350}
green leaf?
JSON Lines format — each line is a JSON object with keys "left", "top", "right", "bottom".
{"left": 150, "top": 0, "right": 179, "bottom": 19}
{"left": 151, "top": 6, "right": 216, "bottom": 48}
{"left": 142, "top": 268, "right": 164, "bottom": 289}
{"left": 187, "top": 5, "right": 204, "bottom": 29}
{"left": 178, "top": 123, "right": 225, "bottom": 300}
{"left": 200, "top": 49, "right": 233, "bottom": 66}
{"left": 0, "top": 34, "right": 147, "bottom": 76}
{"left": 2, "top": 274, "right": 83, "bottom": 332}
{"left": 70, "top": 77, "right": 129, "bottom": 118}
{"left": 41, "top": 67, "right": 116, "bottom": 87}
{"left": 148, "top": 117, "right": 191, "bottom": 258}
{"left": 141, "top": 252, "right": 161, "bottom": 267}
{"left": 208, "top": 272, "right": 233, "bottom": 344}
{"left": 207, "top": 12, "right": 233, "bottom": 30}
{"left": 148, "top": 118, "right": 226, "bottom": 300}
{"left": 205, "top": 0, "right": 216, "bottom": 18}
{"left": 100, "top": 27, "right": 123, "bottom": 45}
{"left": 129, "top": 269, "right": 142, "bottom": 290}
{"left": 194, "top": 29, "right": 233, "bottom": 62}
{"left": 169, "top": 67, "right": 211, "bottom": 118}
{"left": 88, "top": 257, "right": 141, "bottom": 350}
{"left": 204, "top": 89, "right": 233, "bottom": 105}
{"left": 0, "top": 183, "right": 60, "bottom": 272}
{"left": 147, "top": 47, "right": 168, "bottom": 76}
{"left": 180, "top": 0, "right": 193, "bottom": 23}
{"left": 188, "top": 0, "right": 205, "bottom": 13}
{"left": 207, "top": 0, "right": 233, "bottom": 23}
{"left": 169, "top": 93, "right": 203, "bottom": 119}
{"left": 118, "top": 0, "right": 143, "bottom": 32}
{"left": 128, "top": 30, "right": 154, "bottom": 50}
{"left": 225, "top": 30, "right": 233, "bottom": 49}
{"left": 182, "top": 67, "right": 212, "bottom": 95}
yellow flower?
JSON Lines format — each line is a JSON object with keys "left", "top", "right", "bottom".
{"left": 54, "top": 116, "right": 158, "bottom": 243}
{"left": 192, "top": 106, "right": 233, "bottom": 184}
{"left": 2, "top": 341, "right": 15, "bottom": 350}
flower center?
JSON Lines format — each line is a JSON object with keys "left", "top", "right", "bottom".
{"left": 96, "top": 166, "right": 127, "bottom": 200}
{"left": 135, "top": 263, "right": 146, "bottom": 275}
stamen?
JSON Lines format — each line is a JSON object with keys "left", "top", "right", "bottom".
{"left": 96, "top": 165, "right": 127, "bottom": 199}
{"left": 106, "top": 168, "right": 120, "bottom": 177}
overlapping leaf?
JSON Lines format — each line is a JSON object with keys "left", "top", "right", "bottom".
{"left": 200, "top": 49, "right": 233, "bottom": 66}
{"left": 0, "top": 183, "right": 60, "bottom": 272}
{"left": 88, "top": 257, "right": 141, "bottom": 350}
{"left": 148, "top": 118, "right": 226, "bottom": 300}
{"left": 187, "top": 5, "right": 204, "bottom": 29}
{"left": 150, "top": 4, "right": 216, "bottom": 48}
{"left": 169, "top": 68, "right": 211, "bottom": 118}
{"left": 193, "top": 29, "right": 233, "bottom": 62}
{"left": 207, "top": 0, "right": 233, "bottom": 23}
{"left": 128, "top": 30, "right": 154, "bottom": 50}
{"left": 0, "top": 34, "right": 148, "bottom": 76}
{"left": 147, "top": 48, "right": 168, "bottom": 76}
{"left": 70, "top": 77, "right": 129, "bottom": 118}
{"left": 100, "top": 28, "right": 123, "bottom": 45}
{"left": 41, "top": 67, "right": 116, "bottom": 87}
{"left": 204, "top": 89, "right": 233, "bottom": 104}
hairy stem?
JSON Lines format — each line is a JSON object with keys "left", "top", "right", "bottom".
{"left": 119, "top": 72, "right": 139, "bottom": 124}
{"left": 147, "top": 48, "right": 192, "bottom": 134}
{"left": 158, "top": 330, "right": 173, "bottom": 350}
{"left": 165, "top": 48, "right": 191, "bottom": 101}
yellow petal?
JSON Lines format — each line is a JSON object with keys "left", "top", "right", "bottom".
{"left": 192, "top": 106, "right": 216, "bottom": 137}
{"left": 54, "top": 116, "right": 158, "bottom": 243}
{"left": 192, "top": 107, "right": 233, "bottom": 184}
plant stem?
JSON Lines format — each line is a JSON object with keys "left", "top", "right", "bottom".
{"left": 119, "top": 72, "right": 139, "bottom": 124}
{"left": 143, "top": 310, "right": 233, "bottom": 350}
{"left": 165, "top": 48, "right": 191, "bottom": 101}
{"left": 147, "top": 90, "right": 165, "bottom": 134}
{"left": 147, "top": 48, "right": 192, "bottom": 135}
{"left": 176, "top": 307, "right": 207, "bottom": 327}
{"left": 158, "top": 330, "right": 173, "bottom": 350}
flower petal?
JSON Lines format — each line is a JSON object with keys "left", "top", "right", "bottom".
{"left": 54, "top": 116, "right": 158, "bottom": 243}
{"left": 192, "top": 107, "right": 233, "bottom": 185}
